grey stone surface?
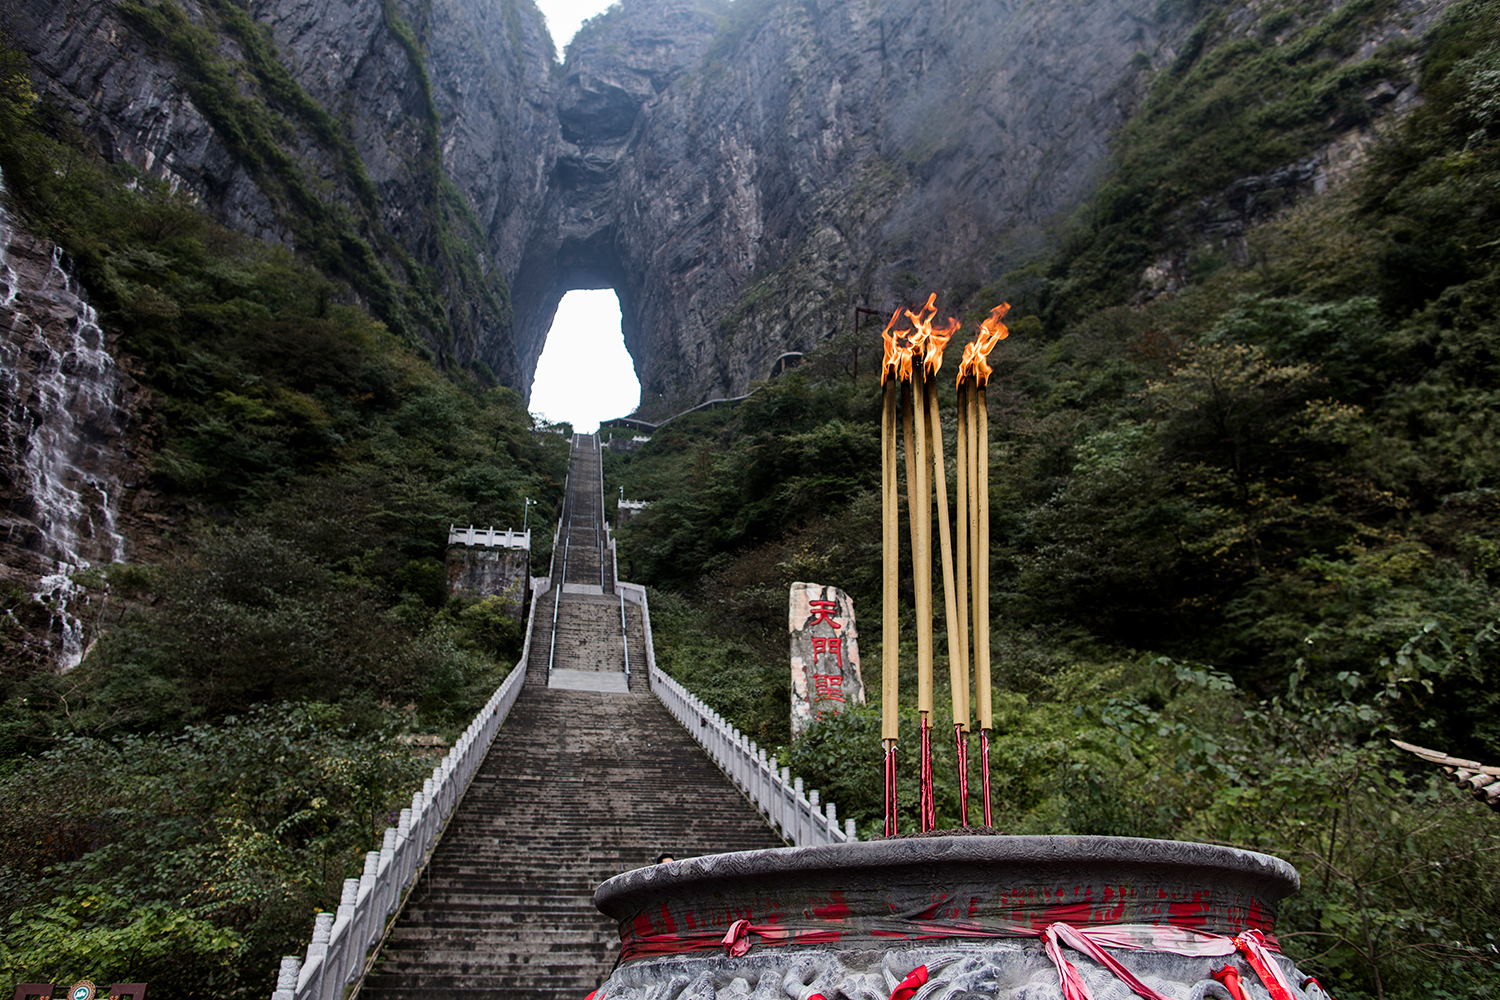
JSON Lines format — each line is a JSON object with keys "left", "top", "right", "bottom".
{"left": 446, "top": 543, "right": 531, "bottom": 623}
{"left": 549, "top": 668, "right": 631, "bottom": 692}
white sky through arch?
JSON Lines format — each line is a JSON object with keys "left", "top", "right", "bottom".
{"left": 534, "top": 0, "right": 615, "bottom": 50}
{"left": 526, "top": 4, "right": 639, "bottom": 432}
{"left": 529, "top": 289, "right": 639, "bottom": 433}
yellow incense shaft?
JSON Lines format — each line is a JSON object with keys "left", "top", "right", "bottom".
{"left": 953, "top": 381, "right": 971, "bottom": 733}
{"left": 927, "top": 381, "right": 964, "bottom": 733}
{"left": 881, "top": 380, "right": 900, "bottom": 742}
{"left": 976, "top": 382, "right": 992, "bottom": 731}
{"left": 911, "top": 371, "right": 933, "bottom": 717}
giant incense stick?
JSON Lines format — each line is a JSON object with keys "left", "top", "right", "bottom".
{"left": 959, "top": 303, "right": 1009, "bottom": 827}
{"left": 923, "top": 328, "right": 965, "bottom": 828}
{"left": 880, "top": 324, "right": 901, "bottom": 837}
{"left": 875, "top": 293, "right": 1005, "bottom": 835}
{"left": 952, "top": 378, "right": 972, "bottom": 823}
{"left": 910, "top": 366, "right": 934, "bottom": 831}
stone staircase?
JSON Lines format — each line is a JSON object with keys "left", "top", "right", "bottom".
{"left": 360, "top": 435, "right": 781, "bottom": 1000}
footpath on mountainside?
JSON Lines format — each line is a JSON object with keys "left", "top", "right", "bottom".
{"left": 361, "top": 434, "right": 784, "bottom": 1000}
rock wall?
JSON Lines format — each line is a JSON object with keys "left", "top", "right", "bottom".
{"left": 0, "top": 180, "right": 139, "bottom": 668}
{"left": 2, "top": 0, "right": 1188, "bottom": 417}
{"left": 543, "top": 0, "right": 1184, "bottom": 411}
{"left": 2, "top": 0, "right": 557, "bottom": 382}
{"left": 0, "top": 0, "right": 1444, "bottom": 638}
{"left": 446, "top": 543, "right": 531, "bottom": 624}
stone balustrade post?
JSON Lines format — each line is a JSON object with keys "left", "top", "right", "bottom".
{"left": 273, "top": 956, "right": 300, "bottom": 1000}
{"left": 397, "top": 809, "right": 414, "bottom": 887}
{"left": 358, "top": 851, "right": 380, "bottom": 950}
{"left": 332, "top": 879, "right": 359, "bottom": 992}
{"left": 298, "top": 911, "right": 334, "bottom": 999}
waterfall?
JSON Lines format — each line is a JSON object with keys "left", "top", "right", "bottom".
{"left": 0, "top": 168, "right": 128, "bottom": 670}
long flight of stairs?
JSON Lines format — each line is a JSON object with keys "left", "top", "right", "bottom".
{"left": 360, "top": 434, "right": 782, "bottom": 1000}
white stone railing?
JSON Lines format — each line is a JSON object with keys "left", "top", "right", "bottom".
{"left": 448, "top": 524, "right": 530, "bottom": 549}
{"left": 618, "top": 583, "right": 857, "bottom": 848}
{"left": 270, "top": 578, "right": 549, "bottom": 1000}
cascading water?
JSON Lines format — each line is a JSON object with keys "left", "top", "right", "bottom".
{"left": 0, "top": 168, "right": 128, "bottom": 670}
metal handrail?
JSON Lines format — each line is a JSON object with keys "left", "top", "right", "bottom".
{"left": 619, "top": 591, "right": 630, "bottom": 684}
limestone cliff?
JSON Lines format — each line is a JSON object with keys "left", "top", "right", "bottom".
{"left": 4, "top": 0, "right": 1441, "bottom": 414}
{"left": 0, "top": 0, "right": 1449, "bottom": 592}
{"left": 2, "top": 0, "right": 557, "bottom": 384}
{"left": 540, "top": 0, "right": 1183, "bottom": 411}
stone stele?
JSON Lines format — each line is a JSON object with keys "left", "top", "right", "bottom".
{"left": 789, "top": 582, "right": 866, "bottom": 739}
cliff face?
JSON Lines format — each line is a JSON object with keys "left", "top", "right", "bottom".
{"left": 3, "top": 0, "right": 557, "bottom": 383}
{"left": 541, "top": 0, "right": 1180, "bottom": 410}
{"left": 0, "top": 0, "right": 1442, "bottom": 598}
{"left": 4, "top": 0, "right": 1187, "bottom": 414}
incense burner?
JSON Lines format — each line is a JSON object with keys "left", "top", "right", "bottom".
{"left": 592, "top": 836, "right": 1325, "bottom": 1000}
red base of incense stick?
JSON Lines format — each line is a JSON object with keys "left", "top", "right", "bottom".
{"left": 980, "top": 728, "right": 993, "bottom": 828}
{"left": 955, "top": 724, "right": 969, "bottom": 827}
{"left": 883, "top": 743, "right": 899, "bottom": 838}
{"left": 919, "top": 719, "right": 936, "bottom": 832}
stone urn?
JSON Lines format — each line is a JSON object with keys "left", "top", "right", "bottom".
{"left": 591, "top": 836, "right": 1327, "bottom": 1000}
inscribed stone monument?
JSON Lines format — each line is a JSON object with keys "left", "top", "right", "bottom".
{"left": 789, "top": 582, "right": 865, "bottom": 739}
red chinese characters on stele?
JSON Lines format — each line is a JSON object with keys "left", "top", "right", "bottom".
{"left": 790, "top": 583, "right": 865, "bottom": 739}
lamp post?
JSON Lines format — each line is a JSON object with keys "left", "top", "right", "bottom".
{"left": 523, "top": 497, "right": 537, "bottom": 534}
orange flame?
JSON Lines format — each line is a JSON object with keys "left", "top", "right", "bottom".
{"left": 881, "top": 293, "right": 960, "bottom": 383}
{"left": 880, "top": 307, "right": 912, "bottom": 385}
{"left": 957, "top": 302, "right": 1010, "bottom": 386}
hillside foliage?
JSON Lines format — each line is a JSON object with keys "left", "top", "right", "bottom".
{"left": 1, "top": 0, "right": 1498, "bottom": 997}
{"left": 0, "top": 15, "right": 565, "bottom": 994}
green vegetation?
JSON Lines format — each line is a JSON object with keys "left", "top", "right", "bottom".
{"left": 609, "top": 2, "right": 1500, "bottom": 996}
{"left": 0, "top": 19, "right": 564, "bottom": 995}
{"left": 117, "top": 0, "right": 513, "bottom": 365}
{"left": 1017, "top": 0, "right": 1423, "bottom": 327}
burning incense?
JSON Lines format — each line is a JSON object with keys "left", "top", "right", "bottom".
{"left": 880, "top": 309, "right": 905, "bottom": 837}
{"left": 922, "top": 318, "right": 966, "bottom": 827}
{"left": 957, "top": 302, "right": 1009, "bottom": 827}
{"left": 952, "top": 378, "right": 972, "bottom": 823}
{"left": 875, "top": 293, "right": 1006, "bottom": 834}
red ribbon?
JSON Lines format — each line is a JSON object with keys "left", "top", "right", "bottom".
{"left": 723, "top": 919, "right": 751, "bottom": 958}
{"left": 1232, "top": 929, "right": 1300, "bottom": 1000}
{"left": 889, "top": 965, "right": 929, "bottom": 1000}
{"left": 1212, "top": 965, "right": 1252, "bottom": 1000}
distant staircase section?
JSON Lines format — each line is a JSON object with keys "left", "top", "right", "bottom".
{"left": 555, "top": 434, "right": 613, "bottom": 595}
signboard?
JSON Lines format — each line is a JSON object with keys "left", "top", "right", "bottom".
{"left": 789, "top": 582, "right": 866, "bottom": 738}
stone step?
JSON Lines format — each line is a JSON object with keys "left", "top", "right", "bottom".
{"left": 364, "top": 434, "right": 781, "bottom": 999}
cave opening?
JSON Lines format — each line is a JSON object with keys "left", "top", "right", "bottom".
{"left": 528, "top": 288, "right": 640, "bottom": 433}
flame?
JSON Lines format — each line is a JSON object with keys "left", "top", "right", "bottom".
{"left": 880, "top": 307, "right": 912, "bottom": 385}
{"left": 957, "top": 302, "right": 1010, "bottom": 385}
{"left": 881, "top": 293, "right": 961, "bottom": 383}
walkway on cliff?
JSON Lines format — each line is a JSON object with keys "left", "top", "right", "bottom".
{"left": 360, "top": 434, "right": 783, "bottom": 1000}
